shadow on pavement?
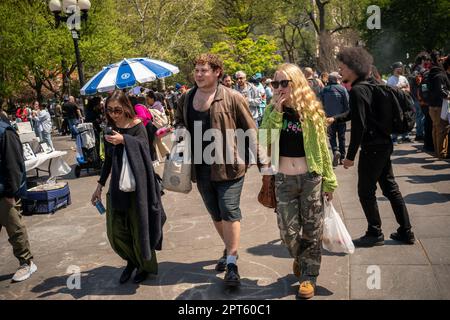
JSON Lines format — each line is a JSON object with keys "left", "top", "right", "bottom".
{"left": 154, "top": 260, "right": 333, "bottom": 300}
{"left": 392, "top": 157, "right": 437, "bottom": 165}
{"left": 322, "top": 250, "right": 347, "bottom": 257}
{"left": 174, "top": 275, "right": 333, "bottom": 300}
{"left": 383, "top": 239, "right": 414, "bottom": 246}
{"left": 403, "top": 192, "right": 450, "bottom": 205}
{"left": 246, "top": 239, "right": 290, "bottom": 258}
{"left": 0, "top": 273, "right": 14, "bottom": 283}
{"left": 174, "top": 276, "right": 294, "bottom": 300}
{"left": 421, "top": 163, "right": 450, "bottom": 170}
{"left": 392, "top": 149, "right": 421, "bottom": 157}
{"left": 397, "top": 174, "right": 450, "bottom": 184}
{"left": 31, "top": 266, "right": 140, "bottom": 299}
{"left": 27, "top": 252, "right": 336, "bottom": 300}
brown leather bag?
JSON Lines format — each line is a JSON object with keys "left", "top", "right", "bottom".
{"left": 258, "top": 174, "right": 276, "bottom": 208}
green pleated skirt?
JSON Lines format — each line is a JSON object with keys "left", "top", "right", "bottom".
{"left": 106, "top": 192, "right": 158, "bottom": 274}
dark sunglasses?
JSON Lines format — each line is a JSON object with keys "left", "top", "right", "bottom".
{"left": 271, "top": 80, "right": 292, "bottom": 89}
{"left": 106, "top": 107, "right": 124, "bottom": 115}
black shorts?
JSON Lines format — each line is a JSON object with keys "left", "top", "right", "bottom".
{"left": 195, "top": 165, "right": 244, "bottom": 222}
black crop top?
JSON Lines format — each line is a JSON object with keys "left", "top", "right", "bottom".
{"left": 279, "top": 107, "right": 306, "bottom": 157}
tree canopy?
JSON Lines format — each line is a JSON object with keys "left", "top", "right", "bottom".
{"left": 0, "top": 0, "right": 448, "bottom": 101}
{"left": 362, "top": 0, "right": 450, "bottom": 72}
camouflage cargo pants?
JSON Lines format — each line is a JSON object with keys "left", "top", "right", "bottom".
{"left": 274, "top": 172, "right": 324, "bottom": 280}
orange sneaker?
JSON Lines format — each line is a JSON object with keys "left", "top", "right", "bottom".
{"left": 298, "top": 280, "right": 315, "bottom": 299}
{"left": 293, "top": 260, "right": 301, "bottom": 278}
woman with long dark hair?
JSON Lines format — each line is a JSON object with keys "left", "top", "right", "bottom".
{"left": 91, "top": 90, "right": 166, "bottom": 284}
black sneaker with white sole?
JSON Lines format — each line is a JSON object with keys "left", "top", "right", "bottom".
{"left": 224, "top": 263, "right": 241, "bottom": 287}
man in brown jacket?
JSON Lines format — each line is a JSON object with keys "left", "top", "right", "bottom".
{"left": 175, "top": 53, "right": 266, "bottom": 287}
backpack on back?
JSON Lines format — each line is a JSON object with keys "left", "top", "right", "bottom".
{"left": 418, "top": 70, "right": 432, "bottom": 106}
{"left": 360, "top": 82, "right": 416, "bottom": 135}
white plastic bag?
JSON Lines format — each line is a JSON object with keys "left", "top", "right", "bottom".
{"left": 322, "top": 200, "right": 355, "bottom": 254}
{"left": 119, "top": 149, "right": 136, "bottom": 192}
{"left": 440, "top": 99, "right": 450, "bottom": 122}
{"left": 162, "top": 135, "right": 192, "bottom": 194}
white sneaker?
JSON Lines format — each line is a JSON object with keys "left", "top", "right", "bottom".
{"left": 12, "top": 261, "right": 37, "bottom": 282}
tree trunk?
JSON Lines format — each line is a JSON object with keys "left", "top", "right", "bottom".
{"left": 35, "top": 80, "right": 43, "bottom": 103}
{"left": 318, "top": 31, "right": 337, "bottom": 72}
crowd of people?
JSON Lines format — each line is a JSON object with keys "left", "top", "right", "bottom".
{"left": 1, "top": 47, "right": 449, "bottom": 299}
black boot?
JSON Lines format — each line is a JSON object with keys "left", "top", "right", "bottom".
{"left": 390, "top": 230, "right": 415, "bottom": 244}
{"left": 133, "top": 270, "right": 149, "bottom": 283}
{"left": 353, "top": 232, "right": 384, "bottom": 247}
{"left": 119, "top": 261, "right": 136, "bottom": 284}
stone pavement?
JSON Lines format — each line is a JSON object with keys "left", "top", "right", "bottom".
{"left": 1, "top": 134, "right": 449, "bottom": 300}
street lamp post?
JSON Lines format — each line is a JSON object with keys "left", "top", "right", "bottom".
{"left": 48, "top": 0, "right": 91, "bottom": 90}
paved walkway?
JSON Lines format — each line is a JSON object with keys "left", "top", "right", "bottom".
{"left": 1, "top": 135, "right": 449, "bottom": 300}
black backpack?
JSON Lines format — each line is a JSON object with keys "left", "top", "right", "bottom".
{"left": 360, "top": 82, "right": 416, "bottom": 135}
{"left": 418, "top": 70, "right": 432, "bottom": 105}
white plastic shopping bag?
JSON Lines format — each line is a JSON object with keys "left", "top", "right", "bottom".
{"left": 162, "top": 138, "right": 192, "bottom": 193}
{"left": 440, "top": 99, "right": 450, "bottom": 122}
{"left": 322, "top": 200, "right": 355, "bottom": 254}
{"left": 119, "top": 149, "right": 136, "bottom": 192}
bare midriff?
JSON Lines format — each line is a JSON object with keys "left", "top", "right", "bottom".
{"left": 278, "top": 156, "right": 308, "bottom": 175}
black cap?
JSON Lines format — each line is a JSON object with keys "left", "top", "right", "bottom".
{"left": 391, "top": 62, "right": 403, "bottom": 69}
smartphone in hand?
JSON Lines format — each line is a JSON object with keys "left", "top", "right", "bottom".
{"left": 105, "top": 127, "right": 114, "bottom": 135}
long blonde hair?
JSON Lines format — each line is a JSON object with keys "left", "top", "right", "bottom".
{"left": 274, "top": 63, "right": 326, "bottom": 130}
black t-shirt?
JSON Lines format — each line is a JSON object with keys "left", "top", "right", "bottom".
{"left": 187, "top": 89, "right": 211, "bottom": 167}
{"left": 279, "top": 107, "right": 306, "bottom": 157}
{"left": 63, "top": 102, "right": 79, "bottom": 119}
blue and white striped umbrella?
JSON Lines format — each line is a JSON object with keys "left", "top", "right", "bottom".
{"left": 80, "top": 58, "right": 179, "bottom": 96}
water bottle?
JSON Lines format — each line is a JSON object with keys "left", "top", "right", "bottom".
{"left": 95, "top": 200, "right": 106, "bottom": 215}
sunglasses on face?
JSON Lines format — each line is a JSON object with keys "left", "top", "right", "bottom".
{"left": 106, "top": 107, "right": 124, "bottom": 115}
{"left": 271, "top": 80, "right": 292, "bottom": 89}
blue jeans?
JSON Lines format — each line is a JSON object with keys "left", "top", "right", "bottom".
{"left": 327, "top": 122, "right": 346, "bottom": 158}
{"left": 68, "top": 118, "right": 79, "bottom": 138}
{"left": 414, "top": 100, "right": 425, "bottom": 137}
{"left": 41, "top": 131, "right": 54, "bottom": 150}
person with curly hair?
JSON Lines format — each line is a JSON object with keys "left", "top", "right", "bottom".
{"left": 260, "top": 63, "right": 338, "bottom": 299}
{"left": 336, "top": 47, "right": 415, "bottom": 247}
{"left": 175, "top": 53, "right": 267, "bottom": 288}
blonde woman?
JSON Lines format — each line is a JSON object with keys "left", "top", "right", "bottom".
{"left": 260, "top": 63, "right": 338, "bottom": 299}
